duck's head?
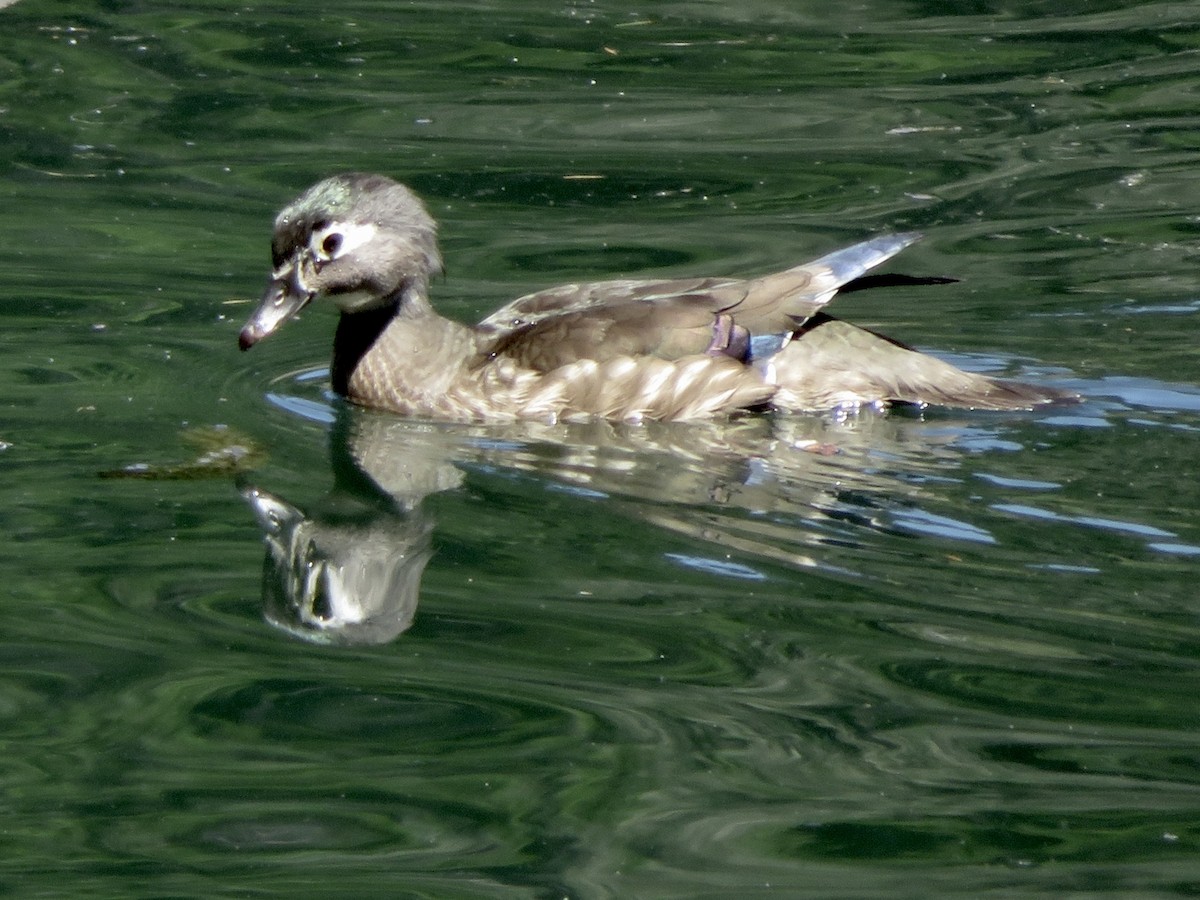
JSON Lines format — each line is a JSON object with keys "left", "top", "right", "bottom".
{"left": 239, "top": 173, "right": 442, "bottom": 350}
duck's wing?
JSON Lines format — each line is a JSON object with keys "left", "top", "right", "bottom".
{"left": 476, "top": 233, "right": 923, "bottom": 370}
{"left": 476, "top": 275, "right": 749, "bottom": 337}
{"left": 479, "top": 295, "right": 734, "bottom": 371}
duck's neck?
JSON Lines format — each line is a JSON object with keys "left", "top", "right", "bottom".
{"left": 331, "top": 283, "right": 439, "bottom": 396}
{"left": 332, "top": 302, "right": 393, "bottom": 397}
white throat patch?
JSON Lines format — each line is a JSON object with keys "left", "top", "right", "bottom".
{"left": 330, "top": 289, "right": 383, "bottom": 313}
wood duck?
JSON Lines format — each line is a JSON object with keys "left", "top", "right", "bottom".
{"left": 238, "top": 173, "right": 1077, "bottom": 422}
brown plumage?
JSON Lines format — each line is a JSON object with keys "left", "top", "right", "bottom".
{"left": 238, "top": 173, "right": 1078, "bottom": 422}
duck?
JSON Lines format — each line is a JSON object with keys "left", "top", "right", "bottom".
{"left": 238, "top": 173, "right": 1077, "bottom": 422}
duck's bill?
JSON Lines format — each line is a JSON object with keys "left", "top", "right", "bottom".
{"left": 238, "top": 277, "right": 314, "bottom": 350}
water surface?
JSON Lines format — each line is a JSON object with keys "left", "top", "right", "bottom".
{"left": 3, "top": 1, "right": 1200, "bottom": 896}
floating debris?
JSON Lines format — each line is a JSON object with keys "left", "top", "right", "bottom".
{"left": 99, "top": 424, "right": 266, "bottom": 480}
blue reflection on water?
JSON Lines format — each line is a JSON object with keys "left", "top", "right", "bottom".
{"left": 664, "top": 553, "right": 768, "bottom": 581}
{"left": 266, "top": 393, "right": 336, "bottom": 424}
{"left": 889, "top": 508, "right": 996, "bottom": 544}
{"left": 993, "top": 503, "right": 1176, "bottom": 539}
{"left": 1096, "top": 377, "right": 1200, "bottom": 412}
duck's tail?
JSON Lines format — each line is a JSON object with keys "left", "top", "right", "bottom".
{"left": 758, "top": 315, "right": 1080, "bottom": 412}
{"left": 736, "top": 232, "right": 925, "bottom": 328}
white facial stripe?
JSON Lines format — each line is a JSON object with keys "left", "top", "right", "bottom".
{"left": 312, "top": 220, "right": 377, "bottom": 260}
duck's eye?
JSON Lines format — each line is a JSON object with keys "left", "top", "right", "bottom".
{"left": 321, "top": 232, "right": 343, "bottom": 256}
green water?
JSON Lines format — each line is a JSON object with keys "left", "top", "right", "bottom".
{"left": 3, "top": 1, "right": 1200, "bottom": 896}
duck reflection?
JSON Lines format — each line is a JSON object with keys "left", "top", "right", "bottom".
{"left": 242, "top": 482, "right": 434, "bottom": 645}
{"left": 240, "top": 409, "right": 460, "bottom": 646}
{"left": 242, "top": 404, "right": 988, "bottom": 644}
